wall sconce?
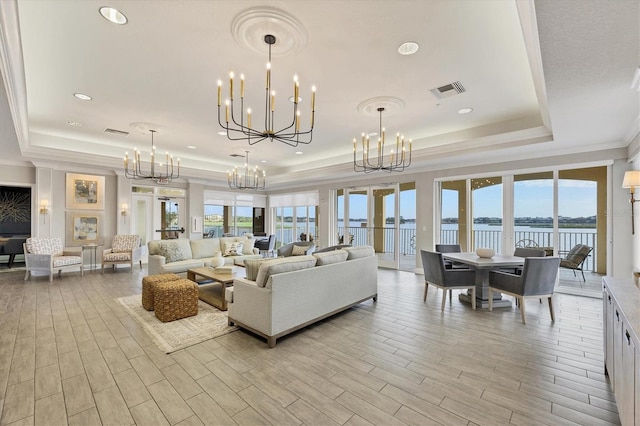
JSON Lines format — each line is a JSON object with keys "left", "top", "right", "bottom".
{"left": 39, "top": 199, "right": 49, "bottom": 214}
{"left": 39, "top": 199, "right": 49, "bottom": 224}
{"left": 622, "top": 170, "right": 640, "bottom": 234}
{"left": 121, "top": 203, "right": 128, "bottom": 223}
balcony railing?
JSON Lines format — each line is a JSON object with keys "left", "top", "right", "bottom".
{"left": 340, "top": 226, "right": 597, "bottom": 272}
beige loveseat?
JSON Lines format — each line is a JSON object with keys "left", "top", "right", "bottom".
{"left": 147, "top": 236, "right": 262, "bottom": 275}
{"left": 227, "top": 246, "right": 378, "bottom": 347}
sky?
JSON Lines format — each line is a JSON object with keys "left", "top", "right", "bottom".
{"left": 340, "top": 179, "right": 598, "bottom": 221}
{"left": 442, "top": 179, "right": 597, "bottom": 218}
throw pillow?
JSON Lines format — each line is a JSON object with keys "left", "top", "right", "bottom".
{"left": 244, "top": 258, "right": 270, "bottom": 281}
{"left": 224, "top": 241, "right": 244, "bottom": 256}
{"left": 241, "top": 238, "right": 256, "bottom": 255}
{"left": 291, "top": 244, "right": 308, "bottom": 256}
{"left": 157, "top": 242, "right": 185, "bottom": 263}
{"left": 313, "top": 249, "right": 348, "bottom": 266}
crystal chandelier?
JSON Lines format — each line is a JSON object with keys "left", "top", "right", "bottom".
{"left": 228, "top": 151, "right": 266, "bottom": 190}
{"left": 217, "top": 34, "right": 316, "bottom": 147}
{"left": 353, "top": 107, "right": 412, "bottom": 173}
{"left": 124, "top": 130, "right": 180, "bottom": 184}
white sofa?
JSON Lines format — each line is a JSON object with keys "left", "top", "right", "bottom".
{"left": 227, "top": 246, "right": 378, "bottom": 347}
{"left": 147, "top": 237, "right": 262, "bottom": 275}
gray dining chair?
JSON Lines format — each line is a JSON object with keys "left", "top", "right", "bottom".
{"left": 488, "top": 256, "right": 560, "bottom": 324}
{"left": 420, "top": 250, "right": 476, "bottom": 311}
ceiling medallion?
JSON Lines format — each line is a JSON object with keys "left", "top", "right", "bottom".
{"left": 217, "top": 34, "right": 316, "bottom": 147}
{"left": 231, "top": 7, "right": 308, "bottom": 57}
{"left": 353, "top": 106, "right": 412, "bottom": 173}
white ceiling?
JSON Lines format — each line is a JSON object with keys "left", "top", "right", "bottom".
{"left": 0, "top": 0, "right": 638, "bottom": 189}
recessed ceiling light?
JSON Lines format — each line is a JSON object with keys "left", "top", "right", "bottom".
{"left": 99, "top": 7, "right": 128, "bottom": 25}
{"left": 295, "top": 151, "right": 303, "bottom": 155}
{"left": 398, "top": 41, "right": 419, "bottom": 56}
{"left": 458, "top": 107, "right": 473, "bottom": 114}
{"left": 261, "top": 160, "right": 267, "bottom": 163}
{"left": 187, "top": 146, "right": 196, "bottom": 149}
{"left": 66, "top": 121, "right": 82, "bottom": 127}
{"left": 217, "top": 131, "right": 226, "bottom": 136}
{"left": 367, "top": 132, "right": 378, "bottom": 137}
{"left": 74, "top": 93, "right": 92, "bottom": 101}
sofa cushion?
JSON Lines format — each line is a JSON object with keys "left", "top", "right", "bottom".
{"left": 160, "top": 258, "right": 204, "bottom": 274}
{"left": 190, "top": 238, "right": 222, "bottom": 259}
{"left": 313, "top": 249, "right": 348, "bottom": 266}
{"left": 157, "top": 240, "right": 190, "bottom": 263}
{"left": 223, "top": 241, "right": 243, "bottom": 256}
{"left": 344, "top": 245, "right": 375, "bottom": 260}
{"left": 244, "top": 258, "right": 271, "bottom": 281}
{"left": 291, "top": 244, "right": 308, "bottom": 256}
{"left": 255, "top": 255, "right": 317, "bottom": 288}
{"left": 240, "top": 238, "right": 256, "bottom": 255}
{"left": 148, "top": 239, "right": 192, "bottom": 260}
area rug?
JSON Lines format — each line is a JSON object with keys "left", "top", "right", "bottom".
{"left": 116, "top": 295, "right": 237, "bottom": 353}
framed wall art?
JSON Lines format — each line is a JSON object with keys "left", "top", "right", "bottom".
{"left": 65, "top": 211, "right": 104, "bottom": 246}
{"left": 66, "top": 173, "right": 105, "bottom": 210}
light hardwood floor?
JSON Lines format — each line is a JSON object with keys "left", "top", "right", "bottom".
{"left": 0, "top": 267, "right": 620, "bottom": 425}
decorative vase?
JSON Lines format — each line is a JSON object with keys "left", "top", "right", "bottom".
{"left": 475, "top": 248, "right": 495, "bottom": 258}
{"left": 210, "top": 252, "right": 224, "bottom": 268}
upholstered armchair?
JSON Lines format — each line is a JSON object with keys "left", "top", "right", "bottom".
{"left": 488, "top": 256, "right": 561, "bottom": 324}
{"left": 23, "top": 237, "right": 83, "bottom": 282}
{"left": 102, "top": 235, "right": 142, "bottom": 273}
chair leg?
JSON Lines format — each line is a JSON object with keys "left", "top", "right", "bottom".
{"left": 440, "top": 289, "right": 447, "bottom": 312}
{"left": 580, "top": 269, "right": 585, "bottom": 282}
{"left": 548, "top": 296, "right": 555, "bottom": 322}
{"left": 423, "top": 282, "right": 429, "bottom": 302}
{"left": 80, "top": 266, "right": 84, "bottom": 277}
{"left": 102, "top": 264, "right": 105, "bottom": 274}
{"left": 520, "top": 297, "right": 526, "bottom": 324}
{"left": 139, "top": 261, "right": 142, "bottom": 269}
{"left": 471, "top": 287, "right": 476, "bottom": 310}
{"left": 24, "top": 270, "right": 30, "bottom": 281}
{"left": 488, "top": 288, "right": 493, "bottom": 311}
{"left": 448, "top": 289, "right": 452, "bottom": 304}
{"left": 49, "top": 272, "right": 53, "bottom": 282}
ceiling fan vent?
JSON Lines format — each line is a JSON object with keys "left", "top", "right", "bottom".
{"left": 103, "top": 128, "right": 130, "bottom": 136}
{"left": 430, "top": 81, "right": 466, "bottom": 99}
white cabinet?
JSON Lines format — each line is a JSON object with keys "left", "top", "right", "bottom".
{"left": 603, "top": 277, "right": 640, "bottom": 426}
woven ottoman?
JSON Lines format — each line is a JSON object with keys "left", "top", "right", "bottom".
{"left": 154, "top": 279, "right": 199, "bottom": 322}
{"left": 142, "top": 273, "right": 181, "bottom": 311}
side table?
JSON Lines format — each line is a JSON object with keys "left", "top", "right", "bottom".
{"left": 82, "top": 244, "right": 98, "bottom": 272}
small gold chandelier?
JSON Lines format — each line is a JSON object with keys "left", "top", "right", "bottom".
{"left": 228, "top": 151, "right": 266, "bottom": 190}
{"left": 353, "top": 107, "right": 412, "bottom": 173}
{"left": 217, "top": 34, "right": 316, "bottom": 147}
{"left": 124, "top": 130, "right": 180, "bottom": 184}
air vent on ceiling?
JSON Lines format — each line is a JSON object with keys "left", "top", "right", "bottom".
{"left": 430, "top": 81, "right": 466, "bottom": 99}
{"left": 103, "top": 128, "right": 130, "bottom": 136}
{"left": 230, "top": 153, "right": 245, "bottom": 158}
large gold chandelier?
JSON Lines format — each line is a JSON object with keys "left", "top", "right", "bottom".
{"left": 227, "top": 151, "right": 266, "bottom": 190}
{"left": 353, "top": 107, "right": 412, "bottom": 173}
{"left": 124, "top": 130, "right": 180, "bottom": 184}
{"left": 217, "top": 34, "right": 315, "bottom": 147}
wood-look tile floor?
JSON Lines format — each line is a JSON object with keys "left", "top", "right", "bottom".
{"left": 0, "top": 267, "right": 620, "bottom": 425}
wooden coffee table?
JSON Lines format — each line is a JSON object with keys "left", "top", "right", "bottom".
{"left": 187, "top": 266, "right": 243, "bottom": 311}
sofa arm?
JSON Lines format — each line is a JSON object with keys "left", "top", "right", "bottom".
{"left": 25, "top": 253, "right": 53, "bottom": 268}
{"left": 63, "top": 247, "right": 82, "bottom": 256}
{"left": 229, "top": 278, "right": 273, "bottom": 333}
{"left": 252, "top": 247, "right": 259, "bottom": 254}
{"left": 132, "top": 246, "right": 143, "bottom": 262}
{"left": 148, "top": 254, "right": 166, "bottom": 275}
